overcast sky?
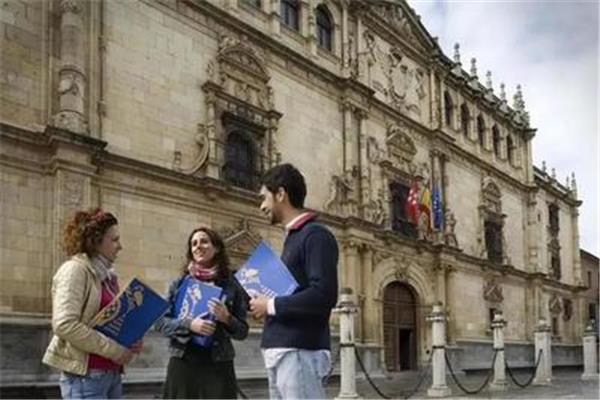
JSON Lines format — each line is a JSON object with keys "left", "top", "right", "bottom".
{"left": 408, "top": 0, "right": 599, "bottom": 257}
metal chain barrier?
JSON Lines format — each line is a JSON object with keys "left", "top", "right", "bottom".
{"left": 353, "top": 346, "right": 434, "bottom": 399}
{"left": 504, "top": 349, "right": 543, "bottom": 388}
{"left": 322, "top": 346, "right": 342, "bottom": 386}
{"left": 354, "top": 346, "right": 392, "bottom": 399}
{"left": 236, "top": 382, "right": 249, "bottom": 399}
{"left": 397, "top": 350, "right": 433, "bottom": 399}
{"left": 444, "top": 348, "right": 499, "bottom": 395}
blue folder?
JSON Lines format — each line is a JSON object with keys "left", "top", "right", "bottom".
{"left": 92, "top": 277, "right": 168, "bottom": 347}
{"left": 235, "top": 241, "right": 299, "bottom": 298}
{"left": 173, "top": 276, "right": 224, "bottom": 347}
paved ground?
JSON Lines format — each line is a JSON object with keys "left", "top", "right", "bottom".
{"left": 235, "top": 369, "right": 598, "bottom": 400}
{"left": 1, "top": 369, "right": 597, "bottom": 399}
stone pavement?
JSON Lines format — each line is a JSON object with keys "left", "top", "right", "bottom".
{"left": 232, "top": 369, "right": 598, "bottom": 400}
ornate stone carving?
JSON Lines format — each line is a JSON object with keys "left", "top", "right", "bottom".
{"left": 323, "top": 172, "right": 358, "bottom": 218}
{"left": 174, "top": 124, "right": 209, "bottom": 174}
{"left": 483, "top": 279, "right": 504, "bottom": 303}
{"left": 368, "top": 2, "right": 423, "bottom": 50}
{"left": 549, "top": 295, "right": 562, "bottom": 316}
{"left": 363, "top": 30, "right": 426, "bottom": 118}
{"left": 218, "top": 218, "right": 262, "bottom": 256}
{"left": 385, "top": 124, "right": 417, "bottom": 171}
{"left": 443, "top": 210, "right": 459, "bottom": 248}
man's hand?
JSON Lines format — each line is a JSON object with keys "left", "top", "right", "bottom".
{"left": 249, "top": 295, "right": 270, "bottom": 320}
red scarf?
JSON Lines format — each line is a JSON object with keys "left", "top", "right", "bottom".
{"left": 188, "top": 261, "right": 218, "bottom": 282}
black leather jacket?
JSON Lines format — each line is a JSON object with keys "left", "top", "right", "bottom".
{"left": 154, "top": 274, "right": 249, "bottom": 362}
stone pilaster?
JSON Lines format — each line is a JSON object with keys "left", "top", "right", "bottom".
{"left": 427, "top": 303, "right": 451, "bottom": 397}
{"left": 52, "top": 0, "right": 89, "bottom": 134}
{"left": 533, "top": 319, "right": 553, "bottom": 385}
{"left": 490, "top": 311, "right": 508, "bottom": 391}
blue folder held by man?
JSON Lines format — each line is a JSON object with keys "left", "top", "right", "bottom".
{"left": 235, "top": 240, "right": 299, "bottom": 298}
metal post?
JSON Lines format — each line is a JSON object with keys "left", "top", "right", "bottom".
{"left": 581, "top": 323, "right": 599, "bottom": 380}
{"left": 427, "top": 303, "right": 451, "bottom": 397}
{"left": 334, "top": 288, "right": 360, "bottom": 399}
{"left": 490, "top": 311, "right": 507, "bottom": 391}
{"left": 533, "top": 319, "right": 552, "bottom": 385}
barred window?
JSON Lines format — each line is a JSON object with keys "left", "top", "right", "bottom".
{"left": 460, "top": 104, "right": 470, "bottom": 138}
{"left": 444, "top": 91, "right": 454, "bottom": 127}
{"left": 316, "top": 6, "right": 333, "bottom": 51}
{"left": 477, "top": 115, "right": 485, "bottom": 147}
{"left": 223, "top": 131, "right": 256, "bottom": 190}
{"left": 389, "top": 181, "right": 417, "bottom": 239}
{"left": 484, "top": 220, "right": 503, "bottom": 264}
{"left": 281, "top": 0, "right": 299, "bottom": 31}
{"left": 492, "top": 125, "right": 501, "bottom": 158}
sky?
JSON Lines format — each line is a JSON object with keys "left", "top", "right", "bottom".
{"left": 408, "top": 0, "right": 599, "bottom": 257}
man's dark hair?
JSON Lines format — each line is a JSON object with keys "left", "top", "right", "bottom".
{"left": 261, "top": 163, "right": 307, "bottom": 209}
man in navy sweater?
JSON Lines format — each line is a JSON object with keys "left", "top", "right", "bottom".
{"left": 250, "top": 163, "right": 339, "bottom": 399}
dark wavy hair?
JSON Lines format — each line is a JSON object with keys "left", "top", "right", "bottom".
{"left": 63, "top": 207, "right": 118, "bottom": 257}
{"left": 181, "top": 227, "right": 230, "bottom": 280}
{"left": 260, "top": 163, "right": 307, "bottom": 209}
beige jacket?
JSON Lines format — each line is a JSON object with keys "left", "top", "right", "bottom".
{"left": 42, "top": 253, "right": 128, "bottom": 376}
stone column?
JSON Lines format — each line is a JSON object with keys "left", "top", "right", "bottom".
{"left": 490, "top": 311, "right": 507, "bottom": 391}
{"left": 533, "top": 319, "right": 552, "bottom": 385}
{"left": 269, "top": 0, "right": 280, "bottom": 38}
{"left": 52, "top": 0, "right": 88, "bottom": 134}
{"left": 427, "top": 303, "right": 451, "bottom": 397}
{"left": 334, "top": 288, "right": 361, "bottom": 400}
{"left": 581, "top": 324, "right": 598, "bottom": 380}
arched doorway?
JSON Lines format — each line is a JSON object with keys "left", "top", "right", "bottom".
{"left": 383, "top": 281, "right": 417, "bottom": 371}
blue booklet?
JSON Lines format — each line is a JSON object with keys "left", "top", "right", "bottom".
{"left": 235, "top": 241, "right": 299, "bottom": 298}
{"left": 173, "top": 276, "right": 224, "bottom": 347}
{"left": 92, "top": 277, "right": 168, "bottom": 347}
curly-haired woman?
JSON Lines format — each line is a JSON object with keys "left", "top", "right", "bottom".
{"left": 43, "top": 208, "right": 142, "bottom": 399}
{"left": 155, "top": 227, "right": 249, "bottom": 398}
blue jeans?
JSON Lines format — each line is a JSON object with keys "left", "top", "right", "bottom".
{"left": 266, "top": 349, "right": 330, "bottom": 400}
{"left": 59, "top": 370, "right": 122, "bottom": 399}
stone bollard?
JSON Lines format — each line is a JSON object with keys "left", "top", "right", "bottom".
{"left": 334, "top": 288, "right": 360, "bottom": 399}
{"left": 489, "top": 311, "right": 507, "bottom": 391}
{"left": 533, "top": 319, "right": 552, "bottom": 385}
{"left": 581, "top": 323, "right": 598, "bottom": 380}
{"left": 427, "top": 303, "right": 451, "bottom": 397}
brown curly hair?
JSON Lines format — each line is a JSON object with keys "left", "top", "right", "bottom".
{"left": 63, "top": 207, "right": 119, "bottom": 257}
{"left": 181, "top": 227, "right": 231, "bottom": 280}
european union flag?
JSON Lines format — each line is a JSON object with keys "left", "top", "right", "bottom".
{"left": 432, "top": 183, "right": 443, "bottom": 230}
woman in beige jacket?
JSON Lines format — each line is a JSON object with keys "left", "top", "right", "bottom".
{"left": 43, "top": 208, "right": 142, "bottom": 399}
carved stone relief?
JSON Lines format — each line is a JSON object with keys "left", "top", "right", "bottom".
{"left": 483, "top": 278, "right": 504, "bottom": 304}
{"left": 363, "top": 30, "right": 426, "bottom": 120}
{"left": 384, "top": 123, "right": 417, "bottom": 172}
{"left": 323, "top": 172, "right": 358, "bottom": 218}
{"left": 218, "top": 218, "right": 263, "bottom": 257}
{"left": 443, "top": 209, "right": 459, "bottom": 247}
{"left": 549, "top": 295, "right": 563, "bottom": 316}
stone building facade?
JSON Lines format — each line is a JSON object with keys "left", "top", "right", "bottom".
{"left": 0, "top": 0, "right": 587, "bottom": 388}
{"left": 581, "top": 250, "right": 599, "bottom": 335}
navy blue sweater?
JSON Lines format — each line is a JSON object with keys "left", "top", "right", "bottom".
{"left": 261, "top": 216, "right": 339, "bottom": 350}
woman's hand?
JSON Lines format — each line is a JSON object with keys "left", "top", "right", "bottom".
{"left": 113, "top": 349, "right": 134, "bottom": 365}
{"left": 190, "top": 316, "right": 216, "bottom": 336}
{"left": 130, "top": 340, "right": 144, "bottom": 354}
{"left": 208, "top": 298, "right": 231, "bottom": 325}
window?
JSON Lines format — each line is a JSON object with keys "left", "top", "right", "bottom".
{"left": 588, "top": 271, "right": 593, "bottom": 288}
{"left": 389, "top": 181, "right": 417, "bottom": 239}
{"left": 552, "top": 317, "right": 558, "bottom": 337}
{"left": 489, "top": 308, "right": 496, "bottom": 326}
{"left": 589, "top": 303, "right": 597, "bottom": 323}
{"left": 477, "top": 115, "right": 485, "bottom": 147}
{"left": 550, "top": 253, "right": 561, "bottom": 280}
{"left": 506, "top": 135, "right": 514, "bottom": 163}
{"left": 281, "top": 0, "right": 299, "bottom": 31}
{"left": 492, "top": 125, "right": 501, "bottom": 158}
{"left": 460, "top": 104, "right": 470, "bottom": 138}
{"left": 548, "top": 204, "right": 559, "bottom": 234}
{"left": 223, "top": 131, "right": 257, "bottom": 190}
{"left": 316, "top": 6, "right": 332, "bottom": 51}
{"left": 243, "top": 0, "right": 261, "bottom": 7}
{"left": 484, "top": 220, "right": 503, "bottom": 263}
{"left": 444, "top": 91, "right": 454, "bottom": 127}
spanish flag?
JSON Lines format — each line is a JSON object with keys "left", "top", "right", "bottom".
{"left": 420, "top": 185, "right": 432, "bottom": 230}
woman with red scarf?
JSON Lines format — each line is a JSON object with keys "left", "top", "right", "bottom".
{"left": 155, "top": 227, "right": 249, "bottom": 399}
